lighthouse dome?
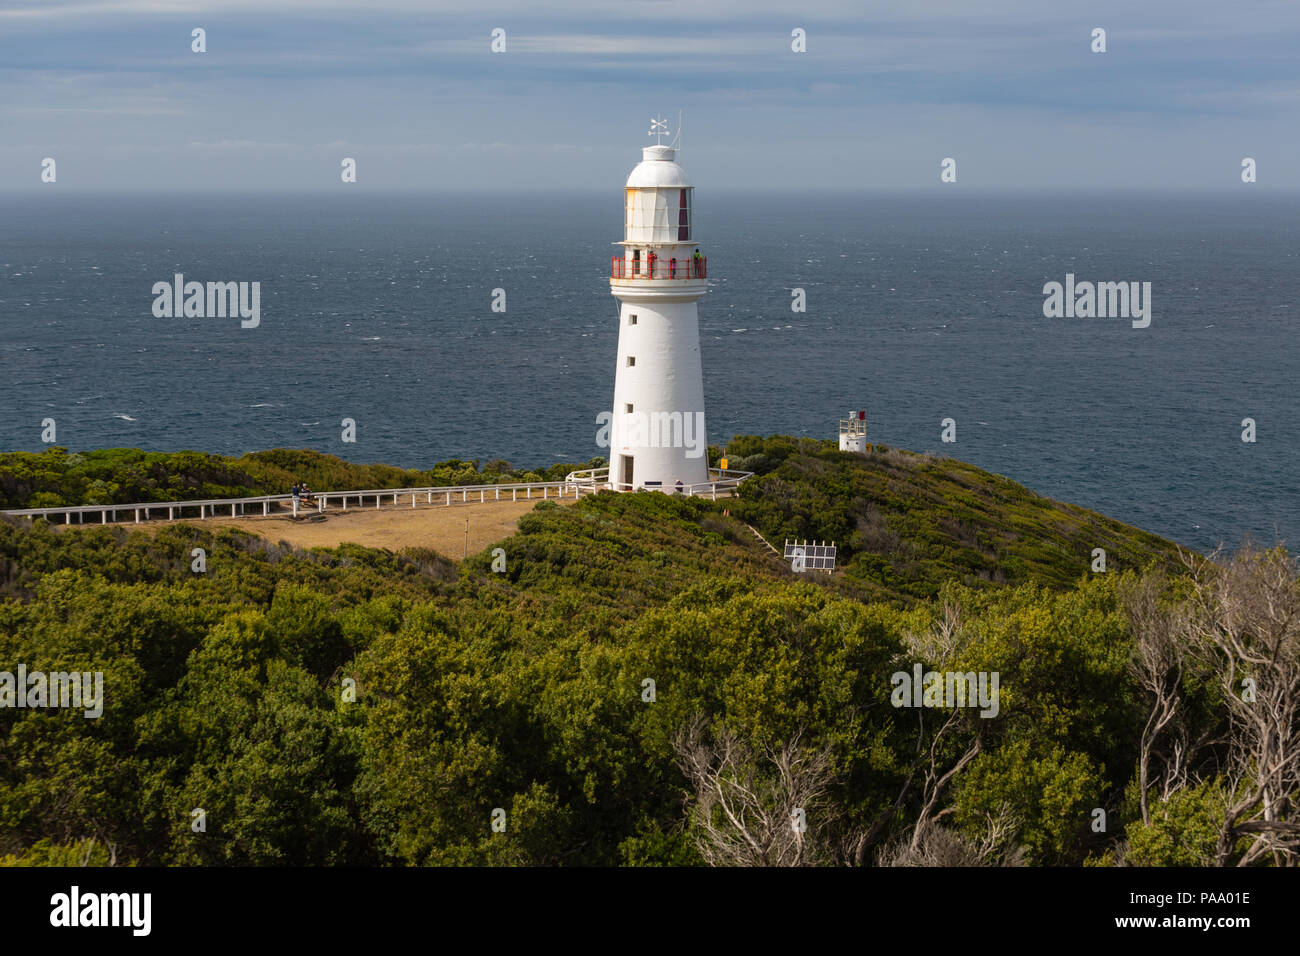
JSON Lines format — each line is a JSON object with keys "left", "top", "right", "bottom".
{"left": 626, "top": 146, "right": 691, "bottom": 188}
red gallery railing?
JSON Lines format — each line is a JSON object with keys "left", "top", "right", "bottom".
{"left": 611, "top": 256, "right": 706, "bottom": 280}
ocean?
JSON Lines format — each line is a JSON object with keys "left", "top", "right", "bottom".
{"left": 1, "top": 190, "right": 1296, "bottom": 554}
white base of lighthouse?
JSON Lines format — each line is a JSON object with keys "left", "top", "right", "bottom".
{"left": 608, "top": 293, "right": 708, "bottom": 491}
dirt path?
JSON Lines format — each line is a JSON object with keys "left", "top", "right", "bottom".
{"left": 130, "top": 497, "right": 576, "bottom": 556}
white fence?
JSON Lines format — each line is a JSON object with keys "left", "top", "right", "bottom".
{"left": 566, "top": 467, "right": 752, "bottom": 500}
{"left": 0, "top": 480, "right": 577, "bottom": 527}
{"left": 2, "top": 470, "right": 754, "bottom": 528}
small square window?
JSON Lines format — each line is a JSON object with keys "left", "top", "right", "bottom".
{"left": 628, "top": 314, "right": 638, "bottom": 325}
{"left": 626, "top": 356, "right": 636, "bottom": 367}
{"left": 625, "top": 403, "right": 634, "bottom": 413}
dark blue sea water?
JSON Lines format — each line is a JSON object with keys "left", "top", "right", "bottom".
{"left": 1, "top": 191, "right": 1296, "bottom": 553}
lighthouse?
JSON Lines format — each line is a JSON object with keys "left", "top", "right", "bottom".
{"left": 607, "top": 118, "right": 709, "bottom": 492}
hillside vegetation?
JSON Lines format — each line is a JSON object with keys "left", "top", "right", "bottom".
{"left": 0, "top": 446, "right": 599, "bottom": 510}
{"left": 1, "top": 438, "right": 1294, "bottom": 868}
{"left": 724, "top": 436, "right": 1181, "bottom": 601}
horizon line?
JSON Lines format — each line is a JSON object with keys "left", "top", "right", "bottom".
{"left": 1, "top": 186, "right": 1292, "bottom": 196}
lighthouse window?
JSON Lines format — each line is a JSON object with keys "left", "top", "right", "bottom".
{"left": 678, "top": 189, "right": 691, "bottom": 241}
{"left": 626, "top": 356, "right": 636, "bottom": 367}
{"left": 628, "top": 314, "right": 637, "bottom": 325}
{"left": 625, "top": 404, "right": 634, "bottom": 414}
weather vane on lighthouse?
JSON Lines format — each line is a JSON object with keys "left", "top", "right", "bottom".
{"left": 648, "top": 116, "right": 669, "bottom": 145}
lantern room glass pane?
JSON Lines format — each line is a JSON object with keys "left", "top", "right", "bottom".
{"left": 625, "top": 187, "right": 692, "bottom": 243}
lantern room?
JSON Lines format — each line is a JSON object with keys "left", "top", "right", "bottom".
{"left": 624, "top": 145, "right": 693, "bottom": 243}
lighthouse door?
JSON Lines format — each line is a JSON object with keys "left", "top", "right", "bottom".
{"left": 620, "top": 455, "right": 634, "bottom": 490}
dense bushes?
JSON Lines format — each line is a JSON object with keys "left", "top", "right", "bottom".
{"left": 722, "top": 434, "right": 1182, "bottom": 602}
{"left": 0, "top": 439, "right": 1285, "bottom": 867}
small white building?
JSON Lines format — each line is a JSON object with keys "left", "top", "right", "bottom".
{"left": 607, "top": 126, "right": 710, "bottom": 492}
{"left": 840, "top": 411, "right": 868, "bottom": 452}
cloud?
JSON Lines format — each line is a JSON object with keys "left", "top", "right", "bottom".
{"left": 186, "top": 139, "right": 274, "bottom": 149}
{"left": 9, "top": 105, "right": 184, "bottom": 115}
{"left": 1, "top": 0, "right": 1298, "bottom": 189}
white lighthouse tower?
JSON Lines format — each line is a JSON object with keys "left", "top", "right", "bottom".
{"left": 607, "top": 118, "right": 709, "bottom": 492}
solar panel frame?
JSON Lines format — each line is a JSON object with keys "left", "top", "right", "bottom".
{"left": 783, "top": 540, "right": 838, "bottom": 571}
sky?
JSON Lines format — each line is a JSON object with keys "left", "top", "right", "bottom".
{"left": 1, "top": 0, "right": 1298, "bottom": 190}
